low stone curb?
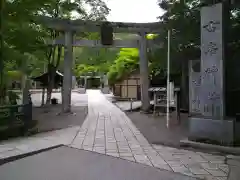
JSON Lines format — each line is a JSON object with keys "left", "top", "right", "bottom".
{"left": 125, "top": 107, "right": 141, "bottom": 112}
{"left": 227, "top": 155, "right": 240, "bottom": 160}
{"left": 180, "top": 139, "right": 240, "bottom": 155}
{"left": 72, "top": 89, "right": 86, "bottom": 94}
{"left": 114, "top": 102, "right": 141, "bottom": 112}
{"left": 11, "top": 90, "right": 62, "bottom": 94}
{"left": 0, "top": 144, "right": 63, "bottom": 166}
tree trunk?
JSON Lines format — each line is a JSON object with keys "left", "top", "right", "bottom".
{"left": 46, "top": 45, "right": 62, "bottom": 105}
{"left": 0, "top": 87, "right": 6, "bottom": 105}
{"left": 180, "top": 60, "right": 189, "bottom": 111}
{"left": 0, "top": 0, "right": 4, "bottom": 105}
{"left": 46, "top": 67, "right": 55, "bottom": 105}
{"left": 41, "top": 87, "right": 45, "bottom": 106}
{"left": 22, "top": 79, "right": 30, "bottom": 105}
{"left": 21, "top": 60, "right": 28, "bottom": 104}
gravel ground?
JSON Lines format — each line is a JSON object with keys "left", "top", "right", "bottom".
{"left": 32, "top": 92, "right": 88, "bottom": 133}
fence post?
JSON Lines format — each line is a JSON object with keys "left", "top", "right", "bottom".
{"left": 130, "top": 98, "right": 133, "bottom": 112}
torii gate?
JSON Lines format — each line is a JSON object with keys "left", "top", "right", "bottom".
{"left": 39, "top": 16, "right": 163, "bottom": 113}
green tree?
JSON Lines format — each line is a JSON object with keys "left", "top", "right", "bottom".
{"left": 152, "top": 0, "right": 240, "bottom": 110}
{"left": 107, "top": 48, "right": 139, "bottom": 85}
{"left": 74, "top": 47, "right": 119, "bottom": 76}
{"left": 41, "top": 0, "right": 110, "bottom": 105}
{"left": 1, "top": 0, "right": 48, "bottom": 104}
{"left": 0, "top": 0, "right": 110, "bottom": 105}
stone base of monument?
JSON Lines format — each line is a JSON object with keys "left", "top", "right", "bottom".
{"left": 180, "top": 139, "right": 240, "bottom": 154}
{"left": 189, "top": 117, "right": 240, "bottom": 146}
{"left": 101, "top": 87, "right": 110, "bottom": 94}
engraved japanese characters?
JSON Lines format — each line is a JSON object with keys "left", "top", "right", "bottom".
{"left": 200, "top": 3, "right": 224, "bottom": 118}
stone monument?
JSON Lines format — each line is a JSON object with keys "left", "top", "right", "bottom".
{"left": 189, "top": 2, "right": 240, "bottom": 145}
{"left": 200, "top": 3, "right": 224, "bottom": 119}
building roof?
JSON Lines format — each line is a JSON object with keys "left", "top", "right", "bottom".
{"left": 32, "top": 71, "right": 63, "bottom": 87}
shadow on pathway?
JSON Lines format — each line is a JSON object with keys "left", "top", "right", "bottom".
{"left": 0, "top": 146, "right": 196, "bottom": 180}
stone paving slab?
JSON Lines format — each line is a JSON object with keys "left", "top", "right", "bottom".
{"left": 69, "top": 90, "right": 234, "bottom": 180}
{"left": 0, "top": 126, "right": 80, "bottom": 160}
{"left": 0, "top": 146, "right": 197, "bottom": 180}
{"left": 227, "top": 156, "right": 240, "bottom": 180}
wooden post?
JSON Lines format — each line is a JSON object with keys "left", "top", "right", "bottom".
{"left": 62, "top": 31, "right": 73, "bottom": 113}
{"left": 139, "top": 32, "right": 150, "bottom": 111}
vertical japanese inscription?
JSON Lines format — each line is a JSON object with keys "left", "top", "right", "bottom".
{"left": 204, "top": 42, "right": 219, "bottom": 56}
{"left": 200, "top": 3, "right": 224, "bottom": 118}
{"left": 202, "top": 20, "right": 220, "bottom": 32}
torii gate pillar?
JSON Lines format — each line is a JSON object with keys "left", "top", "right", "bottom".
{"left": 139, "top": 32, "right": 150, "bottom": 111}
{"left": 62, "top": 30, "right": 73, "bottom": 113}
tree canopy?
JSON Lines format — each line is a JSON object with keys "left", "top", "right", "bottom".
{"left": 0, "top": 0, "right": 110, "bottom": 104}
{"left": 107, "top": 48, "right": 139, "bottom": 85}
{"left": 2, "top": 0, "right": 240, "bottom": 93}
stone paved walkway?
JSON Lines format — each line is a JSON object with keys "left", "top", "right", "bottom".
{"left": 0, "top": 90, "right": 237, "bottom": 180}
{"left": 70, "top": 90, "right": 230, "bottom": 180}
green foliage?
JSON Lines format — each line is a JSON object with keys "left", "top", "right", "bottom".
{"left": 75, "top": 64, "right": 97, "bottom": 76}
{"left": 105, "top": 34, "right": 161, "bottom": 85}
{"left": 73, "top": 33, "right": 144, "bottom": 79}
{"left": 148, "top": 0, "right": 201, "bottom": 78}
{"left": 0, "top": 0, "right": 110, "bottom": 104}
{"left": 1, "top": 0, "right": 110, "bottom": 78}
{"left": 3, "top": 0, "right": 239, "bottom": 94}
{"left": 146, "top": 34, "right": 158, "bottom": 40}
{"left": 6, "top": 71, "right": 23, "bottom": 80}
{"left": 151, "top": 0, "right": 240, "bottom": 80}
{"left": 7, "top": 91, "right": 20, "bottom": 105}
{"left": 107, "top": 48, "right": 139, "bottom": 85}
{"left": 74, "top": 47, "right": 119, "bottom": 76}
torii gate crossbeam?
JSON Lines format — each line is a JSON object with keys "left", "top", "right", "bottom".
{"left": 39, "top": 16, "right": 163, "bottom": 113}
